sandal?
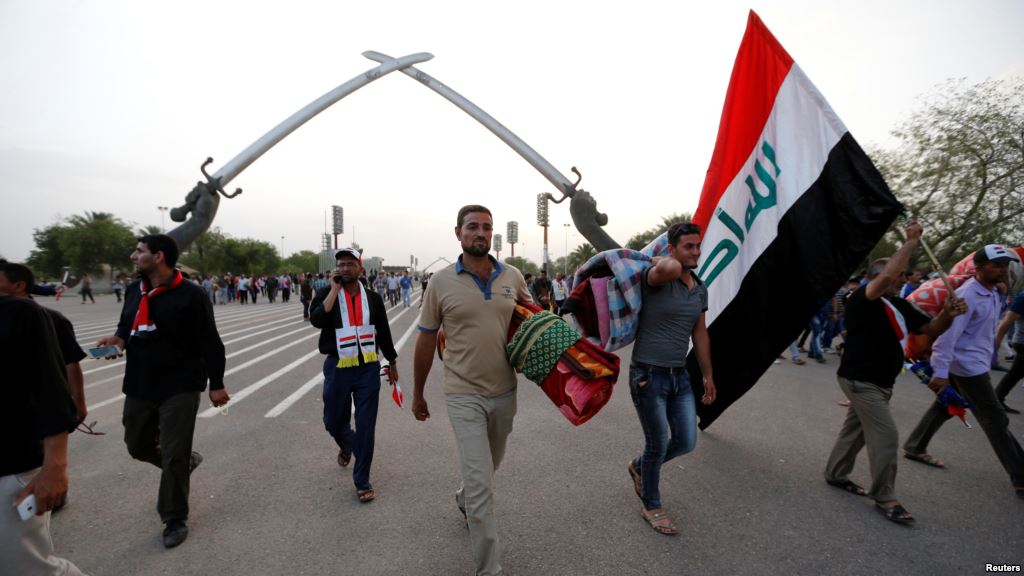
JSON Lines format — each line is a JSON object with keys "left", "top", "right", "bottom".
{"left": 338, "top": 450, "right": 352, "bottom": 467}
{"left": 792, "top": 358, "right": 806, "bottom": 365}
{"left": 641, "top": 509, "right": 678, "bottom": 535}
{"left": 357, "top": 488, "right": 375, "bottom": 503}
{"left": 876, "top": 503, "right": 914, "bottom": 524}
{"left": 826, "top": 479, "right": 868, "bottom": 497}
{"left": 627, "top": 461, "right": 642, "bottom": 501}
{"left": 903, "top": 451, "right": 945, "bottom": 468}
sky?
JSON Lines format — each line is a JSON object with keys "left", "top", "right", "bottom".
{"left": 1, "top": 0, "right": 1022, "bottom": 272}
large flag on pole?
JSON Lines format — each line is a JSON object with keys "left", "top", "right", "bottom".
{"left": 687, "top": 11, "right": 903, "bottom": 429}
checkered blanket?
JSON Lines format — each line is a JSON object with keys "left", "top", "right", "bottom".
{"left": 570, "top": 234, "right": 670, "bottom": 351}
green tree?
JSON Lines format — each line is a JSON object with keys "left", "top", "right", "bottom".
{"left": 280, "top": 250, "right": 319, "bottom": 274}
{"left": 137, "top": 224, "right": 163, "bottom": 236}
{"left": 27, "top": 212, "right": 136, "bottom": 279}
{"left": 626, "top": 212, "right": 693, "bottom": 250}
{"left": 180, "top": 228, "right": 281, "bottom": 276}
{"left": 873, "top": 77, "right": 1024, "bottom": 267}
{"left": 503, "top": 256, "right": 539, "bottom": 275}
{"left": 566, "top": 242, "right": 596, "bottom": 273}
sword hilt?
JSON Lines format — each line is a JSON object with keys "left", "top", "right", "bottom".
{"left": 200, "top": 157, "right": 243, "bottom": 199}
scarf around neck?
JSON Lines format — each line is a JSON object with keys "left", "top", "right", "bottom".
{"left": 131, "top": 271, "right": 184, "bottom": 338}
{"left": 335, "top": 282, "right": 377, "bottom": 368}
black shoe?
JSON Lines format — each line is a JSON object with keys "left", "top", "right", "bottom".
{"left": 163, "top": 519, "right": 188, "bottom": 548}
{"left": 189, "top": 451, "right": 203, "bottom": 473}
{"left": 1001, "top": 402, "right": 1021, "bottom": 415}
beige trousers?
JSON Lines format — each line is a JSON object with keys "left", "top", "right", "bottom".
{"left": 0, "top": 469, "right": 87, "bottom": 576}
{"left": 447, "top": 390, "right": 516, "bottom": 576}
{"left": 824, "top": 377, "right": 899, "bottom": 502}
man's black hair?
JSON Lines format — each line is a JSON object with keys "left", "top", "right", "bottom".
{"left": 667, "top": 222, "right": 702, "bottom": 247}
{"left": 0, "top": 261, "right": 34, "bottom": 291}
{"left": 456, "top": 204, "right": 492, "bottom": 228}
{"left": 138, "top": 234, "right": 180, "bottom": 268}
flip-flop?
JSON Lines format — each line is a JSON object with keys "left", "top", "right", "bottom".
{"left": 627, "top": 461, "right": 643, "bottom": 501}
{"left": 338, "top": 450, "right": 352, "bottom": 467}
{"left": 903, "top": 451, "right": 945, "bottom": 468}
{"left": 357, "top": 488, "right": 375, "bottom": 503}
{"left": 826, "top": 479, "right": 868, "bottom": 497}
{"left": 876, "top": 503, "right": 915, "bottom": 525}
{"left": 641, "top": 510, "right": 678, "bottom": 535}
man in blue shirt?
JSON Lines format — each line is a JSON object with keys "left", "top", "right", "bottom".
{"left": 399, "top": 271, "right": 413, "bottom": 308}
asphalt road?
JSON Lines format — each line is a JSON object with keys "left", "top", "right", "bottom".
{"left": 37, "top": 291, "right": 1024, "bottom": 575}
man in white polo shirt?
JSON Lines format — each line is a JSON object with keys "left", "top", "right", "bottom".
{"left": 412, "top": 204, "right": 532, "bottom": 576}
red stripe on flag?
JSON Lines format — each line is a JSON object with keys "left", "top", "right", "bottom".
{"left": 693, "top": 10, "right": 794, "bottom": 231}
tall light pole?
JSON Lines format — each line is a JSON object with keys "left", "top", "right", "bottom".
{"left": 537, "top": 193, "right": 549, "bottom": 274}
{"left": 157, "top": 206, "right": 169, "bottom": 232}
{"left": 563, "top": 223, "right": 570, "bottom": 276}
{"left": 507, "top": 221, "right": 518, "bottom": 258}
{"left": 280, "top": 236, "right": 286, "bottom": 258}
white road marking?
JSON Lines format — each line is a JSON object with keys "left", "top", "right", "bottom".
{"left": 200, "top": 349, "right": 320, "bottom": 418}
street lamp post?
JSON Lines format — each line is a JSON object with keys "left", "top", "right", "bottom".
{"left": 563, "top": 223, "right": 570, "bottom": 276}
{"left": 157, "top": 206, "right": 169, "bottom": 232}
{"left": 281, "top": 236, "right": 286, "bottom": 258}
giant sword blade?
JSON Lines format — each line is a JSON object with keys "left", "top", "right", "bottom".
{"left": 168, "top": 52, "right": 434, "bottom": 250}
{"left": 363, "top": 51, "right": 620, "bottom": 252}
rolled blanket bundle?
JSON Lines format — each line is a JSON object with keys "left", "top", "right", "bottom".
{"left": 507, "top": 301, "right": 620, "bottom": 426}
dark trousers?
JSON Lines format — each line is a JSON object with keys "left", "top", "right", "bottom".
{"left": 903, "top": 372, "right": 1024, "bottom": 486}
{"left": 123, "top": 391, "right": 201, "bottom": 522}
{"left": 995, "top": 343, "right": 1024, "bottom": 402}
{"left": 301, "top": 300, "right": 310, "bottom": 319}
{"left": 322, "top": 357, "right": 381, "bottom": 490}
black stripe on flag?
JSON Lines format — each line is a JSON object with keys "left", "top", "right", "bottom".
{"left": 688, "top": 133, "right": 903, "bottom": 429}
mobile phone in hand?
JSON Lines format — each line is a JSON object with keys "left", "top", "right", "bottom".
{"left": 87, "top": 345, "right": 120, "bottom": 359}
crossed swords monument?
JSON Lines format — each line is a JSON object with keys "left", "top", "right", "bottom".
{"left": 168, "top": 52, "right": 621, "bottom": 254}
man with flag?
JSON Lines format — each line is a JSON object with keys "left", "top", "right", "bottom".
{"left": 310, "top": 246, "right": 399, "bottom": 504}
{"left": 96, "top": 234, "right": 230, "bottom": 548}
{"left": 823, "top": 222, "right": 965, "bottom": 524}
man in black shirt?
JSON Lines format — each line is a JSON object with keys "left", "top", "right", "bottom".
{"left": 824, "top": 222, "right": 965, "bottom": 524}
{"left": 0, "top": 262, "right": 88, "bottom": 424}
{"left": 96, "top": 234, "right": 229, "bottom": 548}
{"left": 0, "top": 294, "right": 85, "bottom": 574}
{"left": 310, "top": 247, "right": 398, "bottom": 503}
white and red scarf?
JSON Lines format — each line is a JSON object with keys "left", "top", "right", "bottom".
{"left": 130, "top": 271, "right": 184, "bottom": 338}
{"left": 335, "top": 282, "right": 378, "bottom": 368}
{"left": 881, "top": 296, "right": 909, "bottom": 353}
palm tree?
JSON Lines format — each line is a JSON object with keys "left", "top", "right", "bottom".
{"left": 137, "top": 224, "right": 163, "bottom": 236}
{"left": 567, "top": 243, "right": 597, "bottom": 273}
{"left": 626, "top": 212, "right": 693, "bottom": 250}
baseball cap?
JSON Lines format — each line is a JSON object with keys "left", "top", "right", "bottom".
{"left": 973, "top": 244, "right": 1019, "bottom": 265}
{"left": 335, "top": 246, "right": 362, "bottom": 263}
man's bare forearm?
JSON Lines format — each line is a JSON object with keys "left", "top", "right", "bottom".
{"left": 413, "top": 332, "right": 437, "bottom": 397}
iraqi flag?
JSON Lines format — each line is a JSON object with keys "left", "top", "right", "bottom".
{"left": 686, "top": 11, "right": 903, "bottom": 429}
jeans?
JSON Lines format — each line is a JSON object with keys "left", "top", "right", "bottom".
{"left": 629, "top": 363, "right": 697, "bottom": 510}
{"left": 322, "top": 357, "right": 381, "bottom": 490}
{"left": 808, "top": 315, "right": 824, "bottom": 359}
{"left": 402, "top": 287, "right": 411, "bottom": 307}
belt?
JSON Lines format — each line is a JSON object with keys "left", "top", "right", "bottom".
{"left": 631, "top": 361, "right": 688, "bottom": 374}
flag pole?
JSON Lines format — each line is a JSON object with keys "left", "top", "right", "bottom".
{"left": 901, "top": 213, "right": 955, "bottom": 295}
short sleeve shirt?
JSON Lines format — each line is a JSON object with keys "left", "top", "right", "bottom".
{"left": 45, "top": 308, "right": 87, "bottom": 365}
{"left": 417, "top": 257, "right": 532, "bottom": 397}
{"left": 838, "top": 287, "right": 932, "bottom": 387}
{"left": 632, "top": 268, "right": 708, "bottom": 368}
